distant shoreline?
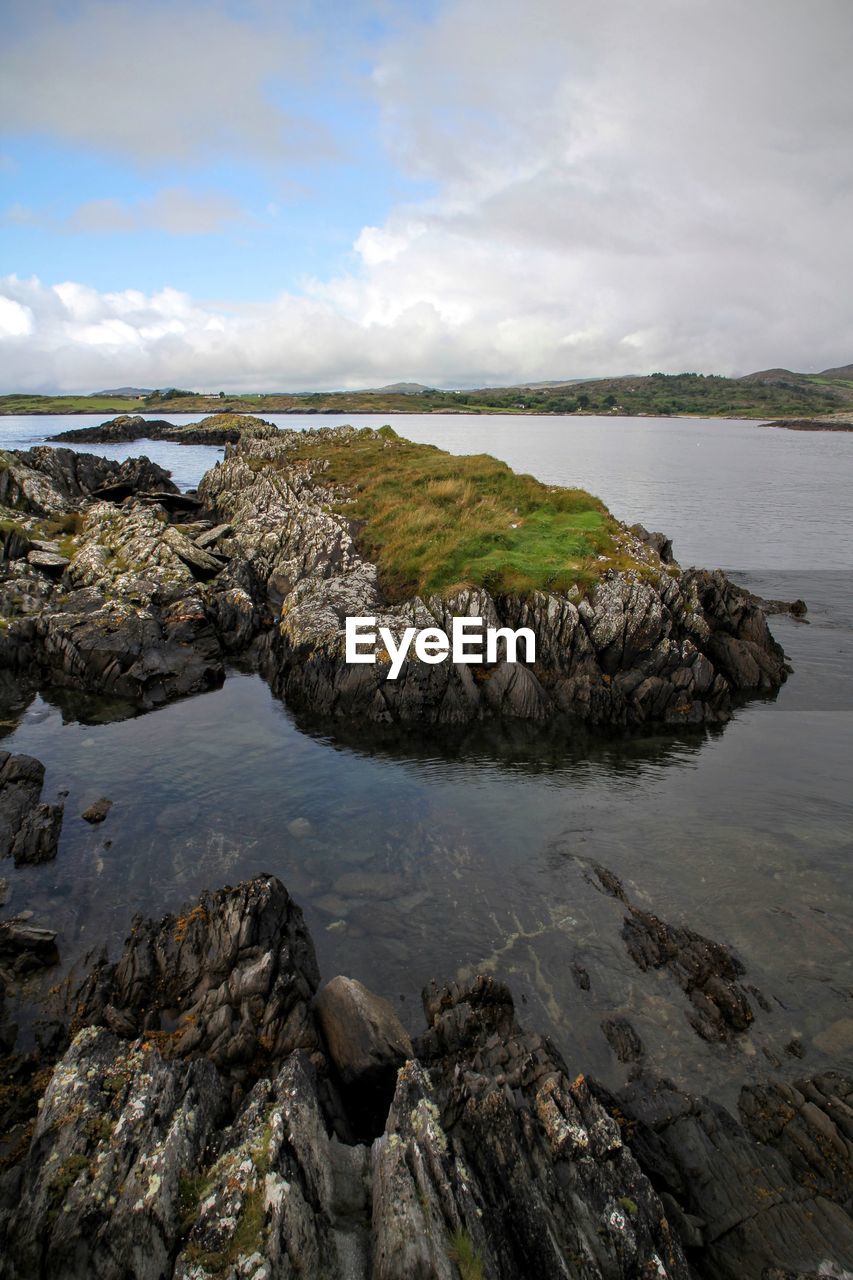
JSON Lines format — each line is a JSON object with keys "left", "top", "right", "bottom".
{"left": 2, "top": 403, "right": 853, "bottom": 430}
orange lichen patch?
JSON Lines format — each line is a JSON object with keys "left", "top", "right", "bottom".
{"left": 173, "top": 904, "right": 209, "bottom": 944}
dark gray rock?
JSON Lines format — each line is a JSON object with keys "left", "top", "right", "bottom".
{"left": 601, "top": 1071, "right": 853, "bottom": 1280}
{"left": 74, "top": 874, "right": 322, "bottom": 1083}
{"left": 0, "top": 918, "right": 59, "bottom": 976}
{"left": 0, "top": 751, "right": 64, "bottom": 866}
{"left": 593, "top": 864, "right": 757, "bottom": 1041}
{"left": 1, "top": 876, "right": 850, "bottom": 1279}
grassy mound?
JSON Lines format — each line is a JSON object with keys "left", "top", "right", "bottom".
{"left": 291, "top": 427, "right": 619, "bottom": 600}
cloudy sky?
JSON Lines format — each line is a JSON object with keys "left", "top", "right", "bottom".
{"left": 1, "top": 0, "right": 852, "bottom": 392}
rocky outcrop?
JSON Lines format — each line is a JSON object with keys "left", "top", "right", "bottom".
{"left": 195, "top": 425, "right": 789, "bottom": 729}
{"left": 50, "top": 412, "right": 280, "bottom": 447}
{"left": 0, "top": 751, "right": 63, "bottom": 866}
{"left": 0, "top": 446, "right": 176, "bottom": 516}
{"left": 3, "top": 422, "right": 789, "bottom": 729}
{"left": 73, "top": 875, "right": 322, "bottom": 1084}
{"left": 1, "top": 875, "right": 850, "bottom": 1279}
{"left": 0, "top": 448, "right": 226, "bottom": 708}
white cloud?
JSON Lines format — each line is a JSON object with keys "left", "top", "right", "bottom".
{"left": 0, "top": 1, "right": 333, "bottom": 164}
{"left": 0, "top": 295, "right": 33, "bottom": 338}
{"left": 2, "top": 0, "right": 852, "bottom": 389}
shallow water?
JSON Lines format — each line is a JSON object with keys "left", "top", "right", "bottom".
{"left": 1, "top": 412, "right": 851, "bottom": 1106}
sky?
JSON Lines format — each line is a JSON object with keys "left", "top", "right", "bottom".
{"left": 1, "top": 0, "right": 852, "bottom": 393}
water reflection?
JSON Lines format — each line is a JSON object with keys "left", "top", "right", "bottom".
{"left": 2, "top": 667, "right": 850, "bottom": 1110}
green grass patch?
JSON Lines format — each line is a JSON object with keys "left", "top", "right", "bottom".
{"left": 447, "top": 1228, "right": 485, "bottom": 1280}
{"left": 288, "top": 427, "right": 619, "bottom": 600}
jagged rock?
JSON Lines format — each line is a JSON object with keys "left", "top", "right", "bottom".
{"left": 602, "top": 1071, "right": 853, "bottom": 1280}
{"left": 374, "top": 974, "right": 691, "bottom": 1279}
{"left": 4, "top": 424, "right": 790, "bottom": 727}
{"left": 0, "top": 446, "right": 176, "bottom": 516}
{"left": 50, "top": 412, "right": 278, "bottom": 447}
{"left": 81, "top": 798, "right": 111, "bottom": 824}
{"left": 174, "top": 1052, "right": 369, "bottom": 1279}
{"left": 0, "top": 1026, "right": 228, "bottom": 1280}
{"left": 195, "top": 425, "right": 788, "bottom": 729}
{"left": 2, "top": 877, "right": 850, "bottom": 1279}
{"left": 315, "top": 976, "right": 413, "bottom": 1138}
{"left": 593, "top": 864, "right": 757, "bottom": 1041}
{"left": 0, "top": 751, "right": 64, "bottom": 866}
{"left": 631, "top": 523, "right": 675, "bottom": 564}
{"left": 74, "top": 875, "right": 322, "bottom": 1083}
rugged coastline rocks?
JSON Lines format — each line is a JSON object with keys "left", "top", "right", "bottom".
{"left": 591, "top": 865, "right": 759, "bottom": 1042}
{"left": 0, "top": 875, "right": 850, "bottom": 1279}
{"left": 49, "top": 411, "right": 280, "bottom": 447}
{"left": 1, "top": 446, "right": 226, "bottom": 708}
{"left": 1, "top": 419, "right": 790, "bottom": 728}
{"left": 197, "top": 422, "right": 789, "bottom": 728}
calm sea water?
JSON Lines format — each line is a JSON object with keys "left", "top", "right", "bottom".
{"left": 1, "top": 413, "right": 851, "bottom": 1105}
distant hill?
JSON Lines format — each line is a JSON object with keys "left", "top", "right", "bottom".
{"left": 738, "top": 368, "right": 802, "bottom": 384}
{"left": 366, "top": 382, "right": 433, "bottom": 395}
{"left": 90, "top": 387, "right": 154, "bottom": 397}
{"left": 817, "top": 363, "right": 853, "bottom": 379}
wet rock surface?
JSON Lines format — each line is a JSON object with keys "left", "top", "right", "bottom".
{"left": 0, "top": 750, "right": 64, "bottom": 866}
{"left": 0, "top": 875, "right": 849, "bottom": 1279}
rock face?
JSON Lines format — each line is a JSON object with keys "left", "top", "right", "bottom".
{"left": 601, "top": 1071, "right": 853, "bottom": 1280}
{"left": 1, "top": 875, "right": 850, "bottom": 1279}
{"left": 74, "top": 875, "right": 322, "bottom": 1083}
{"left": 0, "top": 447, "right": 226, "bottom": 708}
{"left": 196, "top": 424, "right": 788, "bottom": 729}
{"left": 0, "top": 751, "right": 63, "bottom": 866}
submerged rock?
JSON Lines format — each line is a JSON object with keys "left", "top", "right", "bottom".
{"left": 80, "top": 797, "right": 111, "bottom": 824}
{"left": 592, "top": 864, "right": 757, "bottom": 1041}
